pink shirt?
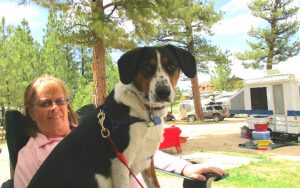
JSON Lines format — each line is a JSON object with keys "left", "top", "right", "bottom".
{"left": 14, "top": 133, "right": 64, "bottom": 188}
{"left": 14, "top": 133, "right": 190, "bottom": 188}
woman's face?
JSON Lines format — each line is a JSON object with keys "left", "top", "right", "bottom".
{"left": 29, "top": 86, "right": 71, "bottom": 138}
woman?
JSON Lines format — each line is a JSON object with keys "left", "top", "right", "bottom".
{"left": 14, "top": 75, "right": 225, "bottom": 188}
{"left": 14, "top": 75, "right": 78, "bottom": 188}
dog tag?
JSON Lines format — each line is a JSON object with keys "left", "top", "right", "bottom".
{"left": 153, "top": 116, "right": 161, "bottom": 125}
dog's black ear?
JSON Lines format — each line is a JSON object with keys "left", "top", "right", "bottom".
{"left": 117, "top": 48, "right": 142, "bottom": 84}
{"left": 166, "top": 44, "right": 197, "bottom": 78}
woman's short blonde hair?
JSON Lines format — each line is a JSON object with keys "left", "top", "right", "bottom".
{"left": 24, "top": 75, "right": 78, "bottom": 136}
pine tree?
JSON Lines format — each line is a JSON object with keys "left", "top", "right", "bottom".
{"left": 3, "top": 19, "right": 40, "bottom": 108}
{"left": 236, "top": 0, "right": 300, "bottom": 70}
{"left": 210, "top": 50, "right": 234, "bottom": 92}
{"left": 0, "top": 17, "right": 11, "bottom": 108}
{"left": 40, "top": 12, "right": 79, "bottom": 97}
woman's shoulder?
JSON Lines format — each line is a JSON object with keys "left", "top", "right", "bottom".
{"left": 18, "top": 135, "right": 38, "bottom": 154}
{"left": 20, "top": 133, "right": 48, "bottom": 153}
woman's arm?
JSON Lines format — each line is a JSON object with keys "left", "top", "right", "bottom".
{"left": 153, "top": 151, "right": 225, "bottom": 181}
{"left": 153, "top": 150, "right": 190, "bottom": 174}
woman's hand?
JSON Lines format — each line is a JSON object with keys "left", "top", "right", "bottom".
{"left": 182, "top": 164, "right": 226, "bottom": 181}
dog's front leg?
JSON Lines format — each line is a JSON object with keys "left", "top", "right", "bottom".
{"left": 141, "top": 159, "right": 160, "bottom": 188}
{"left": 111, "top": 158, "right": 130, "bottom": 188}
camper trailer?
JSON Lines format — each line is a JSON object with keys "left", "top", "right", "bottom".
{"left": 229, "top": 73, "right": 300, "bottom": 140}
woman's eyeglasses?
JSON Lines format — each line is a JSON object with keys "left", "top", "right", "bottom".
{"left": 35, "top": 97, "right": 69, "bottom": 108}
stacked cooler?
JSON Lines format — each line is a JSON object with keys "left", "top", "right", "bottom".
{"left": 252, "top": 123, "right": 273, "bottom": 150}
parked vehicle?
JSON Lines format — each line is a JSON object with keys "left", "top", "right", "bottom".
{"left": 229, "top": 72, "right": 300, "bottom": 140}
{"left": 182, "top": 102, "right": 229, "bottom": 122}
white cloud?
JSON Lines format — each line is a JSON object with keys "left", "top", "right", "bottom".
{"left": 230, "top": 60, "right": 264, "bottom": 79}
{"left": 273, "top": 56, "right": 300, "bottom": 78}
{"left": 216, "top": 0, "right": 300, "bottom": 37}
{"left": 212, "top": 0, "right": 265, "bottom": 36}
{"left": 0, "top": 2, "right": 44, "bottom": 29}
{"left": 220, "top": 0, "right": 251, "bottom": 15}
{"left": 213, "top": 12, "right": 263, "bottom": 36}
{"left": 229, "top": 55, "right": 300, "bottom": 81}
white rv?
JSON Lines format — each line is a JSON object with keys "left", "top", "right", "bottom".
{"left": 229, "top": 73, "right": 300, "bottom": 140}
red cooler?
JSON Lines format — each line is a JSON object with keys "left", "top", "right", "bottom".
{"left": 254, "top": 123, "right": 268, "bottom": 131}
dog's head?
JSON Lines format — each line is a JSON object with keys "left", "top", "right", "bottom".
{"left": 117, "top": 45, "right": 196, "bottom": 107}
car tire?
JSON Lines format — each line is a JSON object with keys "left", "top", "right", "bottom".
{"left": 213, "top": 114, "right": 221, "bottom": 121}
{"left": 187, "top": 115, "right": 196, "bottom": 122}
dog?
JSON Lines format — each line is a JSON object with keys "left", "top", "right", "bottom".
{"left": 28, "top": 45, "right": 196, "bottom": 188}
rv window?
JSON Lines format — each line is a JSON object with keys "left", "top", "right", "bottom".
{"left": 273, "top": 84, "right": 285, "bottom": 114}
{"left": 250, "top": 87, "right": 268, "bottom": 110}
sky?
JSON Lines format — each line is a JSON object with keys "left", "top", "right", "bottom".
{"left": 0, "top": 0, "right": 300, "bottom": 89}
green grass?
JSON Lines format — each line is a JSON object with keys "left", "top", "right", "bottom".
{"left": 212, "top": 151, "right": 265, "bottom": 159}
{"left": 156, "top": 151, "right": 300, "bottom": 188}
{"left": 214, "top": 157, "right": 300, "bottom": 188}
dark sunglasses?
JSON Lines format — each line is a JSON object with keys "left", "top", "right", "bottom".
{"left": 35, "top": 97, "right": 69, "bottom": 108}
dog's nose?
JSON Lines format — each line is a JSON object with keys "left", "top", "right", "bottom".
{"left": 155, "top": 85, "right": 170, "bottom": 101}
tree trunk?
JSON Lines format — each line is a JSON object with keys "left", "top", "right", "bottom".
{"left": 92, "top": 41, "right": 106, "bottom": 106}
{"left": 185, "top": 20, "right": 204, "bottom": 121}
{"left": 81, "top": 48, "right": 85, "bottom": 76}
{"left": 266, "top": 0, "right": 279, "bottom": 70}
{"left": 191, "top": 77, "right": 204, "bottom": 120}
{"left": 91, "top": 0, "right": 106, "bottom": 106}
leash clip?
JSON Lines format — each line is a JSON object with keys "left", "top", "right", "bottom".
{"left": 97, "top": 110, "right": 110, "bottom": 138}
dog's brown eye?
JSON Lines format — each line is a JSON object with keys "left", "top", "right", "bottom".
{"left": 165, "top": 64, "right": 178, "bottom": 74}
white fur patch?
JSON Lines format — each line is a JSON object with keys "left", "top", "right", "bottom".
{"left": 95, "top": 174, "right": 112, "bottom": 188}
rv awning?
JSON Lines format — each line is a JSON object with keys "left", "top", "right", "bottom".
{"left": 244, "top": 74, "right": 296, "bottom": 86}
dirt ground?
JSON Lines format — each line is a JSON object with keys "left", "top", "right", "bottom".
{"left": 169, "top": 118, "right": 300, "bottom": 158}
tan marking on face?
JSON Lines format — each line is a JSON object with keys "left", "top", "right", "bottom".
{"left": 149, "top": 58, "right": 156, "bottom": 65}
{"left": 134, "top": 73, "right": 151, "bottom": 93}
{"left": 134, "top": 57, "right": 157, "bottom": 94}
{"left": 160, "top": 56, "right": 180, "bottom": 89}
{"left": 161, "top": 56, "right": 169, "bottom": 65}
{"left": 169, "top": 69, "right": 180, "bottom": 88}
